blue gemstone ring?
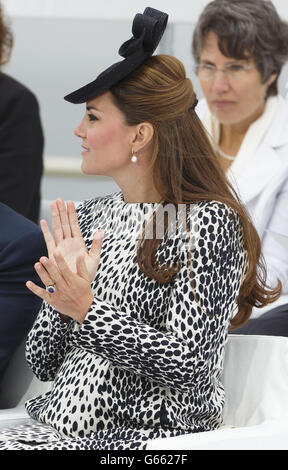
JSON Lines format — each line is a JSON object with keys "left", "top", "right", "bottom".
{"left": 46, "top": 285, "right": 56, "bottom": 294}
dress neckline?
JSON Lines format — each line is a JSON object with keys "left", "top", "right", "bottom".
{"left": 118, "top": 191, "right": 160, "bottom": 206}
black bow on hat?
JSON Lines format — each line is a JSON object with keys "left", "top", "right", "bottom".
{"left": 64, "top": 7, "right": 168, "bottom": 104}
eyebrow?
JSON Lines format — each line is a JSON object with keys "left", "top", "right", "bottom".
{"left": 86, "top": 106, "right": 102, "bottom": 112}
{"left": 201, "top": 59, "right": 248, "bottom": 65}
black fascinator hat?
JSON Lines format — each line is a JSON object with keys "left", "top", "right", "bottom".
{"left": 64, "top": 7, "right": 168, "bottom": 104}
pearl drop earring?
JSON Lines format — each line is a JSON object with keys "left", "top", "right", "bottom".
{"left": 131, "top": 151, "right": 137, "bottom": 163}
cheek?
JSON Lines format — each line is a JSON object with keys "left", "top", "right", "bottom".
{"left": 235, "top": 81, "right": 267, "bottom": 112}
{"left": 199, "top": 79, "right": 210, "bottom": 98}
{"left": 87, "top": 125, "right": 128, "bottom": 150}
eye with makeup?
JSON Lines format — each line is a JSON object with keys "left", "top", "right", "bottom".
{"left": 87, "top": 113, "right": 99, "bottom": 122}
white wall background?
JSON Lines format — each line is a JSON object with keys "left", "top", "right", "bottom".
{"left": 1, "top": 0, "right": 288, "bottom": 201}
{"left": 0, "top": 0, "right": 234, "bottom": 21}
{"left": 2, "top": 0, "right": 288, "bottom": 21}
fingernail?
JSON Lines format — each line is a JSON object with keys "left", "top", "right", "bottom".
{"left": 94, "top": 229, "right": 104, "bottom": 239}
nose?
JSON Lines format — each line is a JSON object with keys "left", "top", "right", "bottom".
{"left": 210, "top": 71, "right": 230, "bottom": 94}
{"left": 74, "top": 119, "right": 86, "bottom": 138}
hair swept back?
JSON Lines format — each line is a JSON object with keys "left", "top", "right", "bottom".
{"left": 111, "top": 54, "right": 281, "bottom": 330}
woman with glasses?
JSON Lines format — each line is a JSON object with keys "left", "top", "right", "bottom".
{"left": 193, "top": 0, "right": 288, "bottom": 336}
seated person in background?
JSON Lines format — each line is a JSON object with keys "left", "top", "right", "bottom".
{"left": 0, "top": 8, "right": 280, "bottom": 450}
{"left": 0, "top": 202, "right": 46, "bottom": 385}
{"left": 193, "top": 0, "right": 288, "bottom": 335}
{"left": 0, "top": 2, "right": 44, "bottom": 223}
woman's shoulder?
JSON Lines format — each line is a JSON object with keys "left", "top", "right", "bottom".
{"left": 189, "top": 199, "right": 240, "bottom": 224}
{"left": 187, "top": 199, "right": 243, "bottom": 244}
{"left": 172, "top": 200, "right": 247, "bottom": 282}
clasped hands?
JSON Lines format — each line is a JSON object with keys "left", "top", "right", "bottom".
{"left": 26, "top": 199, "right": 104, "bottom": 324}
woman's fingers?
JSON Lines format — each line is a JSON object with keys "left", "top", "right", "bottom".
{"left": 26, "top": 280, "right": 51, "bottom": 303}
{"left": 67, "top": 200, "right": 83, "bottom": 238}
{"left": 53, "top": 250, "right": 75, "bottom": 285}
{"left": 51, "top": 198, "right": 74, "bottom": 244}
{"left": 34, "top": 261, "right": 54, "bottom": 287}
{"left": 40, "top": 219, "right": 56, "bottom": 256}
{"left": 56, "top": 199, "right": 72, "bottom": 239}
{"left": 86, "top": 230, "right": 104, "bottom": 280}
{"left": 51, "top": 199, "right": 84, "bottom": 247}
{"left": 51, "top": 201, "right": 64, "bottom": 245}
{"left": 39, "top": 255, "right": 67, "bottom": 288}
{"left": 90, "top": 230, "right": 105, "bottom": 259}
{"left": 30, "top": 252, "right": 82, "bottom": 294}
{"left": 76, "top": 254, "right": 90, "bottom": 281}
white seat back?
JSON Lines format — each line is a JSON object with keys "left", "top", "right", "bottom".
{"left": 223, "top": 334, "right": 288, "bottom": 426}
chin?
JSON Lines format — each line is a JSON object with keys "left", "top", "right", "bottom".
{"left": 81, "top": 163, "right": 91, "bottom": 175}
{"left": 81, "top": 163, "right": 109, "bottom": 177}
{"left": 81, "top": 161, "right": 96, "bottom": 175}
{"left": 213, "top": 110, "right": 243, "bottom": 125}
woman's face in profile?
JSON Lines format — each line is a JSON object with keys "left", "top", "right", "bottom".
{"left": 74, "top": 91, "right": 136, "bottom": 176}
{"left": 198, "top": 31, "right": 276, "bottom": 126}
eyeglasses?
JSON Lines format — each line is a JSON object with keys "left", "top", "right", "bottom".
{"left": 194, "top": 63, "right": 255, "bottom": 81}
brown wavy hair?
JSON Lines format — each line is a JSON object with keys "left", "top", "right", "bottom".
{"left": 0, "top": 3, "right": 13, "bottom": 67}
{"left": 111, "top": 54, "right": 281, "bottom": 330}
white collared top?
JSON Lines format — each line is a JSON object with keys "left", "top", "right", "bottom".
{"left": 197, "top": 95, "right": 288, "bottom": 317}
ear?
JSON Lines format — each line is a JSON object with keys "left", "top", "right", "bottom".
{"left": 131, "top": 122, "right": 154, "bottom": 152}
{"left": 265, "top": 73, "right": 277, "bottom": 90}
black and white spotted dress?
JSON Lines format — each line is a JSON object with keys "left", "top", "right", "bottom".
{"left": 0, "top": 191, "right": 248, "bottom": 450}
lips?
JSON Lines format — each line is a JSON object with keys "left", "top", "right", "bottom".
{"left": 212, "top": 100, "right": 234, "bottom": 109}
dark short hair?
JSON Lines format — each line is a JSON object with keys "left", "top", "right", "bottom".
{"left": 192, "top": 0, "right": 288, "bottom": 97}
{"left": 0, "top": 3, "right": 13, "bottom": 67}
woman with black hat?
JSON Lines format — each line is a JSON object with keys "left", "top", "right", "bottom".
{"left": 0, "top": 7, "right": 280, "bottom": 450}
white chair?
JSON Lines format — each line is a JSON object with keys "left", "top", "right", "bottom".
{"left": 148, "top": 334, "right": 288, "bottom": 450}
